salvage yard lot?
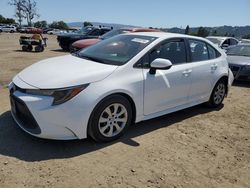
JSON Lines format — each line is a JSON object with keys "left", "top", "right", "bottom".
{"left": 0, "top": 33, "right": 250, "bottom": 188}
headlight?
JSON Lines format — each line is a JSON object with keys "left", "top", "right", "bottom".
{"left": 26, "top": 84, "right": 89, "bottom": 106}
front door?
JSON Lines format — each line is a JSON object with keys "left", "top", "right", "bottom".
{"left": 143, "top": 39, "right": 192, "bottom": 116}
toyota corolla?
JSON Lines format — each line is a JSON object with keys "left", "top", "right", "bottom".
{"left": 9, "top": 32, "right": 234, "bottom": 142}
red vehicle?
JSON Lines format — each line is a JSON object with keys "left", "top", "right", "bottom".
{"left": 19, "top": 27, "right": 43, "bottom": 34}
{"left": 70, "top": 28, "right": 160, "bottom": 52}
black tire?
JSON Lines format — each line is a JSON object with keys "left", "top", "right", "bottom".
{"left": 0, "top": 30, "right": 2, "bottom": 33}
{"left": 208, "top": 79, "right": 227, "bottom": 107}
{"left": 35, "top": 45, "right": 44, "bottom": 52}
{"left": 61, "top": 45, "right": 69, "bottom": 51}
{"left": 88, "top": 95, "right": 133, "bottom": 142}
{"left": 27, "top": 45, "right": 33, "bottom": 52}
{"left": 10, "top": 30, "right": 14, "bottom": 33}
{"left": 22, "top": 45, "right": 27, "bottom": 51}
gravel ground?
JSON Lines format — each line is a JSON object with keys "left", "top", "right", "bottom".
{"left": 0, "top": 33, "right": 250, "bottom": 188}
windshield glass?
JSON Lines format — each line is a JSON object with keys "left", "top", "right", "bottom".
{"left": 76, "top": 27, "right": 94, "bottom": 34}
{"left": 100, "top": 29, "right": 130, "bottom": 40}
{"left": 78, "top": 35, "right": 157, "bottom": 65}
{"left": 207, "top": 38, "right": 223, "bottom": 45}
{"left": 227, "top": 45, "right": 250, "bottom": 56}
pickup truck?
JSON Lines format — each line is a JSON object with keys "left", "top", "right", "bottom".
{"left": 57, "top": 26, "right": 111, "bottom": 51}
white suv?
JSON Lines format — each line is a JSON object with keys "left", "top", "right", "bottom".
{"left": 0, "top": 25, "right": 16, "bottom": 33}
{"left": 9, "top": 32, "right": 234, "bottom": 142}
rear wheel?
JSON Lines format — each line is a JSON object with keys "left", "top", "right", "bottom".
{"left": 88, "top": 95, "right": 133, "bottom": 142}
{"left": 35, "top": 45, "right": 44, "bottom": 52}
{"left": 208, "top": 79, "right": 227, "bottom": 107}
{"left": 22, "top": 45, "right": 27, "bottom": 51}
{"left": 27, "top": 45, "right": 33, "bottom": 52}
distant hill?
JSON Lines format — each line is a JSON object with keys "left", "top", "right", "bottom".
{"left": 164, "top": 25, "right": 250, "bottom": 37}
{"left": 67, "top": 22, "right": 250, "bottom": 37}
{"left": 67, "top": 22, "right": 139, "bottom": 29}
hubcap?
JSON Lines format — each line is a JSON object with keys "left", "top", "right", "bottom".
{"left": 214, "top": 83, "right": 225, "bottom": 105}
{"left": 98, "top": 103, "right": 128, "bottom": 137}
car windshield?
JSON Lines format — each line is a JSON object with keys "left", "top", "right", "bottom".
{"left": 227, "top": 45, "right": 250, "bottom": 57}
{"left": 100, "top": 29, "right": 131, "bottom": 40}
{"left": 76, "top": 27, "right": 94, "bottom": 34}
{"left": 207, "top": 38, "right": 223, "bottom": 45}
{"left": 77, "top": 35, "right": 157, "bottom": 65}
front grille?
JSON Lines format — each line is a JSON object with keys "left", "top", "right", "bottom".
{"left": 10, "top": 95, "right": 41, "bottom": 135}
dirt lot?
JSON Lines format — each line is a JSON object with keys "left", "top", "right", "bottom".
{"left": 0, "top": 33, "right": 250, "bottom": 188}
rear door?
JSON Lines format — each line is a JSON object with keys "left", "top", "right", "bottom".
{"left": 187, "top": 39, "right": 221, "bottom": 102}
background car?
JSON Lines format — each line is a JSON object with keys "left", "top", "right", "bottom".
{"left": 71, "top": 27, "right": 160, "bottom": 52}
{"left": 47, "top": 29, "right": 67, "bottom": 35}
{"left": 239, "top": 39, "right": 250, "bottom": 44}
{"left": 9, "top": 32, "right": 233, "bottom": 142}
{"left": 206, "top": 36, "right": 239, "bottom": 49}
{"left": 0, "top": 25, "right": 16, "bottom": 33}
{"left": 57, "top": 26, "right": 111, "bottom": 51}
{"left": 227, "top": 44, "right": 250, "bottom": 81}
{"left": 18, "top": 27, "right": 43, "bottom": 34}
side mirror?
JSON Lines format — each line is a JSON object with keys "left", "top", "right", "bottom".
{"left": 149, "top": 58, "right": 173, "bottom": 74}
{"left": 221, "top": 44, "right": 229, "bottom": 49}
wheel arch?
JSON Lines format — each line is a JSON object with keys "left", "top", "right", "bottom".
{"left": 87, "top": 92, "right": 137, "bottom": 136}
{"left": 212, "top": 75, "right": 229, "bottom": 96}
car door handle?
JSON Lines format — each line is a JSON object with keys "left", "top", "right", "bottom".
{"left": 211, "top": 64, "right": 218, "bottom": 70}
{"left": 182, "top": 69, "right": 192, "bottom": 76}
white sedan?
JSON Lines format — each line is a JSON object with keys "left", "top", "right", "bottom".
{"left": 9, "top": 32, "right": 234, "bottom": 142}
{"left": 47, "top": 29, "right": 67, "bottom": 35}
{"left": 0, "top": 25, "right": 16, "bottom": 33}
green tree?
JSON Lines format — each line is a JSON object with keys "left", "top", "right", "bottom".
{"left": 9, "top": 0, "right": 26, "bottom": 26}
{"left": 49, "top": 21, "right": 69, "bottom": 30}
{"left": 185, "top": 25, "right": 190, "bottom": 34}
{"left": 83, "top": 21, "right": 93, "bottom": 27}
{"left": 196, "top": 27, "right": 209, "bottom": 37}
{"left": 34, "top": 20, "right": 47, "bottom": 28}
{"left": 0, "top": 14, "right": 16, "bottom": 24}
{"left": 0, "top": 15, "right": 6, "bottom": 23}
{"left": 243, "top": 34, "right": 250, "bottom": 39}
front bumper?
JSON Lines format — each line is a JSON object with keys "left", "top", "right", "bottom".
{"left": 9, "top": 80, "right": 93, "bottom": 140}
{"left": 229, "top": 64, "right": 250, "bottom": 81}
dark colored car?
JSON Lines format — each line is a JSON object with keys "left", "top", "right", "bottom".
{"left": 227, "top": 44, "right": 250, "bottom": 81}
{"left": 57, "top": 26, "right": 111, "bottom": 51}
{"left": 70, "top": 28, "right": 160, "bottom": 52}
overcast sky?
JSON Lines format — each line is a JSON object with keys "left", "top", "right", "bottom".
{"left": 0, "top": 0, "right": 249, "bottom": 27}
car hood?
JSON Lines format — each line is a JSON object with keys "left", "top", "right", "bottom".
{"left": 72, "top": 39, "right": 101, "bottom": 48}
{"left": 14, "top": 55, "right": 118, "bottom": 89}
{"left": 227, "top": 55, "right": 250, "bottom": 66}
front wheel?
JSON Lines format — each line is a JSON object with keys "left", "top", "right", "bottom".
{"left": 88, "top": 95, "right": 133, "bottom": 142}
{"left": 208, "top": 80, "right": 227, "bottom": 107}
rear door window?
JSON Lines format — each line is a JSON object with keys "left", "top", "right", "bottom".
{"left": 188, "top": 40, "right": 209, "bottom": 62}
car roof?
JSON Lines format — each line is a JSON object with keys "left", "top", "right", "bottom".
{"left": 124, "top": 31, "right": 210, "bottom": 41}
{"left": 206, "top": 36, "right": 238, "bottom": 40}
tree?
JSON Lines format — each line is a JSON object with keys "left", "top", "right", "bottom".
{"left": 34, "top": 20, "right": 47, "bottom": 28}
{"left": 196, "top": 27, "right": 209, "bottom": 37}
{"left": 243, "top": 34, "right": 250, "bottom": 39}
{"left": 83, "top": 21, "right": 93, "bottom": 27}
{"left": 21, "top": 0, "right": 39, "bottom": 26}
{"left": 0, "top": 14, "right": 16, "bottom": 24}
{"left": 9, "top": 0, "right": 26, "bottom": 26}
{"left": 185, "top": 25, "right": 190, "bottom": 34}
{"left": 49, "top": 21, "right": 69, "bottom": 30}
